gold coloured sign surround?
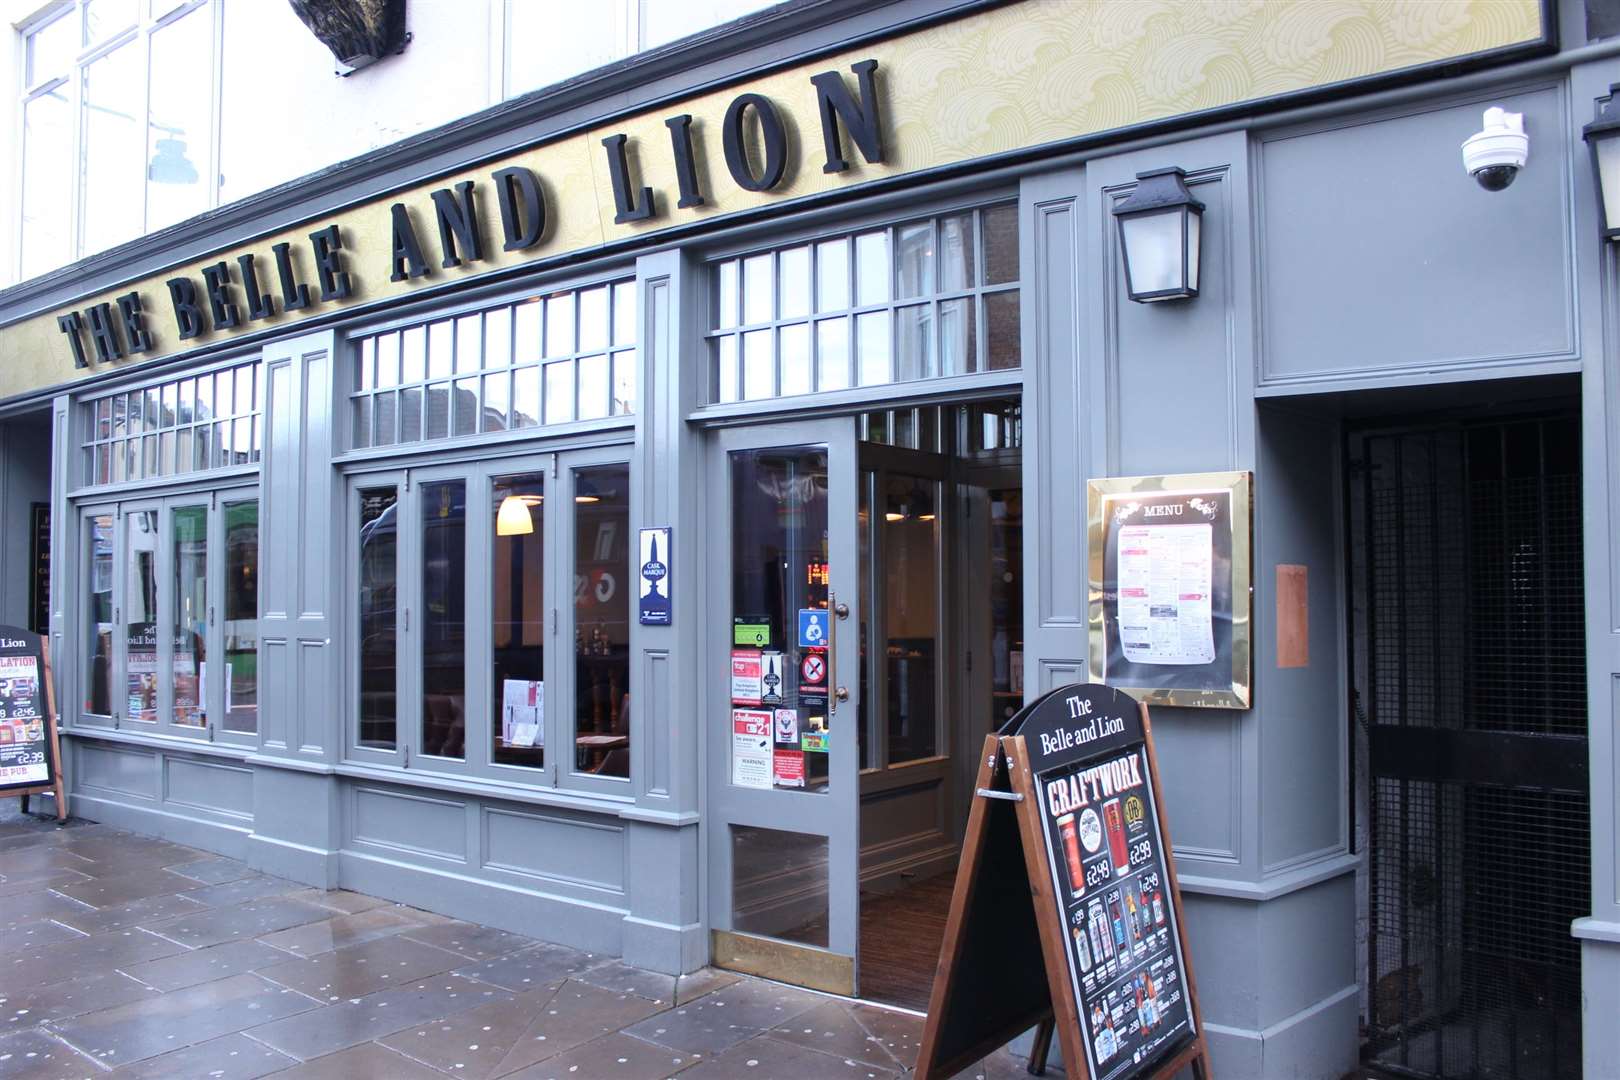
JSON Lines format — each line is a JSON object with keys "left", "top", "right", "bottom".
{"left": 1087, "top": 471, "right": 1253, "bottom": 710}
{"left": 0, "top": 0, "right": 1545, "bottom": 401}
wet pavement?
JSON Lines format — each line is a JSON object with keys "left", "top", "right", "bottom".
{"left": 0, "top": 806, "right": 1033, "bottom": 1078}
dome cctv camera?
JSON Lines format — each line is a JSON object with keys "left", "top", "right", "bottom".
{"left": 1462, "top": 107, "right": 1528, "bottom": 191}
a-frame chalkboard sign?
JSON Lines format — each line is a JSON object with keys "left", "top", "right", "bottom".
{"left": 0, "top": 626, "right": 66, "bottom": 821}
{"left": 915, "top": 683, "right": 1209, "bottom": 1080}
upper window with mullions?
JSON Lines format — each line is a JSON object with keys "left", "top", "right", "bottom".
{"left": 350, "top": 280, "right": 637, "bottom": 452}
{"left": 707, "top": 203, "right": 1020, "bottom": 404}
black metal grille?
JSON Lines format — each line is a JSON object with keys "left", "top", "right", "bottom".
{"left": 1357, "top": 416, "right": 1588, "bottom": 1080}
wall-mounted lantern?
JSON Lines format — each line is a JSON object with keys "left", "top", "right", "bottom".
{"left": 1112, "top": 167, "right": 1204, "bottom": 303}
{"left": 1584, "top": 84, "right": 1620, "bottom": 240}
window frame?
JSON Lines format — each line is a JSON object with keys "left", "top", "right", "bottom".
{"left": 77, "top": 354, "right": 264, "bottom": 495}
{"left": 699, "top": 197, "right": 1023, "bottom": 411}
{"left": 14, "top": 0, "right": 222, "bottom": 279}
{"left": 555, "top": 445, "right": 634, "bottom": 796}
{"left": 341, "top": 447, "right": 634, "bottom": 797}
{"left": 343, "top": 274, "right": 639, "bottom": 459}
{"left": 70, "top": 482, "right": 257, "bottom": 748}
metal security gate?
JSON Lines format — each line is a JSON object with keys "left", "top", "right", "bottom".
{"left": 1352, "top": 414, "right": 1588, "bottom": 1080}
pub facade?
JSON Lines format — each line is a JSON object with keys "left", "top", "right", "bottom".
{"left": 0, "top": 2, "right": 1612, "bottom": 1077}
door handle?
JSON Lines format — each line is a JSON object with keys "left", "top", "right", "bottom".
{"left": 828, "top": 590, "right": 839, "bottom": 716}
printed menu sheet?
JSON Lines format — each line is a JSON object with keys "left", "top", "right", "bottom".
{"left": 1116, "top": 524, "right": 1215, "bottom": 666}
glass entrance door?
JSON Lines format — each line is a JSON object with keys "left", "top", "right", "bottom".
{"left": 707, "top": 418, "right": 862, "bottom": 995}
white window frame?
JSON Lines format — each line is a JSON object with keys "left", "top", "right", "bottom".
{"left": 14, "top": 0, "right": 223, "bottom": 279}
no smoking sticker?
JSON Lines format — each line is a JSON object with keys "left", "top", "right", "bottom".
{"left": 801, "top": 653, "right": 826, "bottom": 685}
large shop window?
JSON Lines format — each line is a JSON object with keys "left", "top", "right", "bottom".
{"left": 81, "top": 359, "right": 263, "bottom": 487}
{"left": 349, "top": 281, "right": 636, "bottom": 452}
{"left": 17, "top": 1, "right": 220, "bottom": 278}
{"left": 79, "top": 493, "right": 259, "bottom": 738}
{"left": 707, "top": 203, "right": 1020, "bottom": 403}
{"left": 349, "top": 453, "right": 632, "bottom": 791}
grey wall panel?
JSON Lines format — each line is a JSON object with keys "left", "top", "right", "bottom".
{"left": 258, "top": 332, "right": 338, "bottom": 763}
{"left": 260, "top": 638, "right": 290, "bottom": 749}
{"left": 1112, "top": 168, "right": 1239, "bottom": 475}
{"left": 1259, "top": 84, "right": 1575, "bottom": 386}
{"left": 482, "top": 806, "right": 627, "bottom": 893}
{"left": 1257, "top": 405, "right": 1348, "bottom": 872}
{"left": 1028, "top": 188, "right": 1087, "bottom": 629}
{"left": 338, "top": 848, "right": 626, "bottom": 958}
{"left": 1151, "top": 709, "right": 1242, "bottom": 864}
{"left": 76, "top": 744, "right": 160, "bottom": 800}
{"left": 297, "top": 639, "right": 330, "bottom": 754}
{"left": 643, "top": 650, "right": 671, "bottom": 798}
{"left": 297, "top": 352, "right": 329, "bottom": 618}
{"left": 1037, "top": 658, "right": 1085, "bottom": 694}
{"left": 351, "top": 785, "right": 469, "bottom": 862}
{"left": 164, "top": 758, "right": 253, "bottom": 820}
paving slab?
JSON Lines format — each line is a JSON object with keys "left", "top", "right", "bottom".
{"left": 166, "top": 856, "right": 262, "bottom": 886}
{"left": 55, "top": 868, "right": 197, "bottom": 908}
{"left": 767, "top": 999, "right": 911, "bottom": 1071}
{"left": 255, "top": 907, "right": 420, "bottom": 957}
{"left": 8, "top": 917, "right": 89, "bottom": 949}
{"left": 49, "top": 891, "right": 208, "bottom": 935}
{"left": 180, "top": 875, "right": 304, "bottom": 909}
{"left": 398, "top": 918, "right": 539, "bottom": 962}
{"left": 243, "top": 974, "right": 513, "bottom": 1061}
{"left": 0, "top": 888, "right": 96, "bottom": 931}
{"left": 453, "top": 942, "right": 609, "bottom": 992}
{"left": 260, "top": 1040, "right": 449, "bottom": 1079}
{"left": 0, "top": 1025, "right": 102, "bottom": 1080}
{"left": 572, "top": 957, "right": 679, "bottom": 1003}
{"left": 621, "top": 977, "right": 823, "bottom": 1056}
{"left": 117, "top": 939, "right": 291, "bottom": 992}
{"left": 49, "top": 972, "right": 320, "bottom": 1068}
{"left": 279, "top": 889, "right": 394, "bottom": 915}
{"left": 501, "top": 1031, "right": 707, "bottom": 1079}
{"left": 0, "top": 867, "right": 92, "bottom": 897}
{"left": 106, "top": 1032, "right": 298, "bottom": 1079}
{"left": 4, "top": 929, "right": 187, "bottom": 989}
{"left": 676, "top": 1033, "right": 901, "bottom": 1079}
{"left": 386, "top": 979, "right": 670, "bottom": 1076}
{"left": 255, "top": 934, "right": 467, "bottom": 1000}
{"left": 376, "top": 986, "right": 562, "bottom": 1077}
{"left": 140, "top": 896, "right": 335, "bottom": 950}
{"left": 0, "top": 971, "right": 159, "bottom": 1028}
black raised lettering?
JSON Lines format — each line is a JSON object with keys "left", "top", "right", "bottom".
{"left": 85, "top": 303, "right": 124, "bottom": 362}
{"left": 271, "top": 242, "right": 311, "bottom": 312}
{"left": 389, "top": 203, "right": 431, "bottom": 282}
{"left": 665, "top": 114, "right": 706, "bottom": 209}
{"left": 308, "top": 224, "right": 353, "bottom": 301}
{"left": 810, "top": 59, "right": 883, "bottom": 173}
{"left": 116, "top": 291, "right": 153, "bottom": 353}
{"left": 201, "top": 261, "right": 241, "bottom": 329}
{"left": 236, "top": 253, "right": 275, "bottom": 321}
{"left": 56, "top": 312, "right": 89, "bottom": 369}
{"left": 491, "top": 166, "right": 546, "bottom": 251}
{"left": 430, "top": 181, "right": 483, "bottom": 269}
{"left": 167, "top": 277, "right": 207, "bottom": 340}
{"left": 601, "top": 133, "right": 656, "bottom": 223}
{"left": 722, "top": 93, "right": 788, "bottom": 192}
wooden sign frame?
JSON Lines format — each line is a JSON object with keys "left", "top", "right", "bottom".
{"left": 915, "top": 684, "right": 1209, "bottom": 1080}
{"left": 0, "top": 628, "right": 67, "bottom": 822}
